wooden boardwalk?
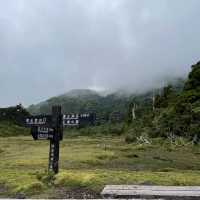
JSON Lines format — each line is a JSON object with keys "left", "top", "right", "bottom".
{"left": 101, "top": 185, "right": 200, "bottom": 199}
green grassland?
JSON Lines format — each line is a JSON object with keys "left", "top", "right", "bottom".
{"left": 1, "top": 131, "right": 200, "bottom": 198}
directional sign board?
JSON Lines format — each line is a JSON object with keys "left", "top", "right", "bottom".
{"left": 63, "top": 114, "right": 79, "bottom": 126}
{"left": 63, "top": 113, "right": 95, "bottom": 127}
{"left": 26, "top": 113, "right": 95, "bottom": 128}
{"left": 31, "top": 126, "right": 54, "bottom": 140}
{"left": 25, "top": 115, "right": 52, "bottom": 127}
{"left": 79, "top": 113, "right": 96, "bottom": 126}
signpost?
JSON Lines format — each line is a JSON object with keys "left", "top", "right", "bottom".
{"left": 49, "top": 106, "right": 62, "bottom": 173}
{"left": 25, "top": 106, "right": 95, "bottom": 174}
{"left": 25, "top": 106, "right": 63, "bottom": 174}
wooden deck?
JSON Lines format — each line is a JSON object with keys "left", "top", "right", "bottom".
{"left": 101, "top": 185, "right": 200, "bottom": 199}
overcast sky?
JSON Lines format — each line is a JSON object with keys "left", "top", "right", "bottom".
{"left": 0, "top": 0, "right": 200, "bottom": 107}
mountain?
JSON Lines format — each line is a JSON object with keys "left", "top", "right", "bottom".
{"left": 28, "top": 89, "right": 131, "bottom": 121}
{"left": 28, "top": 78, "right": 185, "bottom": 123}
{"left": 61, "top": 89, "right": 99, "bottom": 99}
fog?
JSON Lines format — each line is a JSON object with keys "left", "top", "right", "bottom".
{"left": 0, "top": 0, "right": 200, "bottom": 106}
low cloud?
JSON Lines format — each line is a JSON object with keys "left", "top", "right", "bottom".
{"left": 0, "top": 0, "right": 200, "bottom": 106}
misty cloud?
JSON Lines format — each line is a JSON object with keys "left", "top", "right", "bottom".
{"left": 0, "top": 0, "right": 200, "bottom": 106}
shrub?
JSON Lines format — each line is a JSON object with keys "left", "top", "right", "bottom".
{"left": 125, "top": 134, "right": 137, "bottom": 143}
{"left": 108, "top": 123, "right": 125, "bottom": 135}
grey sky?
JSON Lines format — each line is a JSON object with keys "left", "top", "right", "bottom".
{"left": 0, "top": 0, "right": 200, "bottom": 107}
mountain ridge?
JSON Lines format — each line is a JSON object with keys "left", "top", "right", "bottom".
{"left": 27, "top": 78, "right": 185, "bottom": 122}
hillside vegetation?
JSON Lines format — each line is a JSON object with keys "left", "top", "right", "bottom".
{"left": 126, "top": 61, "right": 200, "bottom": 142}
{"left": 0, "top": 104, "right": 30, "bottom": 125}
{"left": 27, "top": 80, "right": 185, "bottom": 124}
{"left": 28, "top": 89, "right": 130, "bottom": 122}
{"left": 0, "top": 121, "right": 29, "bottom": 137}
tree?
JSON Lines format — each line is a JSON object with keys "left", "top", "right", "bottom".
{"left": 154, "top": 85, "right": 174, "bottom": 108}
{"left": 184, "top": 61, "right": 200, "bottom": 91}
{"left": 126, "top": 102, "right": 134, "bottom": 125}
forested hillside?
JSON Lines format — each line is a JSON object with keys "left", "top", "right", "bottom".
{"left": 0, "top": 104, "right": 30, "bottom": 125}
{"left": 28, "top": 80, "right": 185, "bottom": 123}
{"left": 127, "top": 61, "right": 200, "bottom": 142}
{"left": 28, "top": 89, "right": 130, "bottom": 123}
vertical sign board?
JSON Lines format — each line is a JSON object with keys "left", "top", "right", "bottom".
{"left": 49, "top": 106, "right": 62, "bottom": 174}
{"left": 25, "top": 106, "right": 63, "bottom": 174}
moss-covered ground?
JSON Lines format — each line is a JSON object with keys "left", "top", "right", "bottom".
{"left": 1, "top": 133, "right": 200, "bottom": 198}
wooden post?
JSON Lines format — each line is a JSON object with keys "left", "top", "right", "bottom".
{"left": 48, "top": 106, "right": 62, "bottom": 174}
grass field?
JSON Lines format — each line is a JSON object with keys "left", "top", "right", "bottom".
{"left": 1, "top": 133, "right": 200, "bottom": 198}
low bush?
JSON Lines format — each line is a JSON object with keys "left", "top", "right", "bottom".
{"left": 0, "top": 121, "right": 29, "bottom": 137}
{"left": 125, "top": 134, "right": 137, "bottom": 143}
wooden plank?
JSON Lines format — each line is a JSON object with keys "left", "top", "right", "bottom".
{"left": 102, "top": 189, "right": 200, "bottom": 196}
{"left": 104, "top": 185, "right": 200, "bottom": 191}
{"left": 101, "top": 185, "right": 200, "bottom": 198}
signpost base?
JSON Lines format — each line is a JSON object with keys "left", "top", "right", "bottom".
{"left": 48, "top": 139, "right": 59, "bottom": 173}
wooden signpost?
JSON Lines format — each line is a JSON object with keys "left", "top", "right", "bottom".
{"left": 49, "top": 106, "right": 62, "bottom": 173}
{"left": 25, "top": 106, "right": 63, "bottom": 174}
{"left": 25, "top": 106, "right": 95, "bottom": 174}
